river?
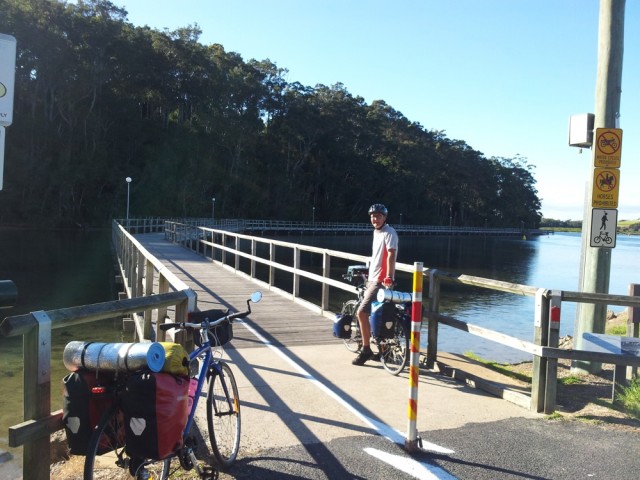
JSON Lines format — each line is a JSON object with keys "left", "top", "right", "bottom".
{"left": 1, "top": 228, "right": 639, "bottom": 457}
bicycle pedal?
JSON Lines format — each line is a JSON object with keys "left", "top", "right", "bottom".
{"left": 200, "top": 465, "right": 219, "bottom": 479}
{"left": 179, "top": 448, "right": 195, "bottom": 470}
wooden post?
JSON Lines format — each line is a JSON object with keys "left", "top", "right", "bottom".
{"left": 426, "top": 269, "right": 440, "bottom": 369}
{"left": 221, "top": 233, "right": 227, "bottom": 266}
{"left": 22, "top": 311, "right": 51, "bottom": 480}
{"left": 532, "top": 288, "right": 550, "bottom": 412}
{"left": 293, "top": 247, "right": 301, "bottom": 298}
{"left": 544, "top": 290, "right": 562, "bottom": 413}
{"left": 234, "top": 236, "right": 240, "bottom": 271}
{"left": 628, "top": 283, "right": 639, "bottom": 379}
{"left": 321, "top": 251, "right": 330, "bottom": 312}
{"left": 156, "top": 275, "right": 169, "bottom": 342}
{"left": 251, "top": 238, "right": 257, "bottom": 279}
{"left": 269, "top": 243, "right": 276, "bottom": 286}
{"left": 143, "top": 258, "right": 154, "bottom": 340}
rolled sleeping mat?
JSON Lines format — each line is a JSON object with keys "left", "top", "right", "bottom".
{"left": 376, "top": 288, "right": 412, "bottom": 304}
{"left": 63, "top": 341, "right": 166, "bottom": 373}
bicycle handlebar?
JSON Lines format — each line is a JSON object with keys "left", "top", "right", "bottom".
{"left": 159, "top": 291, "right": 262, "bottom": 333}
{"left": 159, "top": 309, "right": 250, "bottom": 332}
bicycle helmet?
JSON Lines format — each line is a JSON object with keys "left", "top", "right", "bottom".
{"left": 368, "top": 204, "right": 388, "bottom": 216}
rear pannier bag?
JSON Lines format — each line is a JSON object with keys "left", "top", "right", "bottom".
{"left": 369, "top": 301, "right": 397, "bottom": 339}
{"left": 333, "top": 314, "right": 353, "bottom": 339}
{"left": 62, "top": 370, "right": 115, "bottom": 455}
{"left": 122, "top": 371, "right": 189, "bottom": 460}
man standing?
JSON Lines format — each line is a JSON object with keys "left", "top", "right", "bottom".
{"left": 352, "top": 204, "right": 399, "bottom": 366}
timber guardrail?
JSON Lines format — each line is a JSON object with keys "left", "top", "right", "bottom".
{"left": 116, "top": 217, "right": 551, "bottom": 237}
{"left": 164, "top": 220, "right": 640, "bottom": 414}
{"left": 0, "top": 222, "right": 197, "bottom": 480}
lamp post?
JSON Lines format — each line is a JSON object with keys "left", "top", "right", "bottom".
{"left": 312, "top": 206, "right": 315, "bottom": 225}
{"left": 212, "top": 197, "right": 216, "bottom": 223}
{"left": 125, "top": 177, "right": 132, "bottom": 227}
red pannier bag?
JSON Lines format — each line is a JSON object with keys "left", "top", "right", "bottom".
{"left": 122, "top": 371, "right": 189, "bottom": 460}
{"left": 62, "top": 370, "right": 115, "bottom": 455}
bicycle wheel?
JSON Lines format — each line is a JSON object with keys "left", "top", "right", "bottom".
{"left": 207, "top": 361, "right": 241, "bottom": 468}
{"left": 341, "top": 299, "right": 362, "bottom": 353}
{"left": 380, "top": 318, "right": 410, "bottom": 376}
{"left": 83, "top": 404, "right": 131, "bottom": 479}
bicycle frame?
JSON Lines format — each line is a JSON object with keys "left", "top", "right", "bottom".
{"left": 183, "top": 339, "right": 235, "bottom": 440}
{"left": 182, "top": 343, "right": 212, "bottom": 438}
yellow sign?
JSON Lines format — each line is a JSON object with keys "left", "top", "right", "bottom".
{"left": 592, "top": 167, "right": 620, "bottom": 208}
{"left": 594, "top": 128, "right": 622, "bottom": 168}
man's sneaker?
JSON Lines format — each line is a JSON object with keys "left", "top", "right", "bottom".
{"left": 371, "top": 352, "right": 381, "bottom": 361}
{"left": 352, "top": 347, "right": 373, "bottom": 365}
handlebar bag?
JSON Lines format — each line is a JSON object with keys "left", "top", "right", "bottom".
{"left": 369, "top": 301, "right": 397, "bottom": 339}
{"left": 122, "top": 371, "right": 189, "bottom": 460}
{"left": 333, "top": 313, "right": 353, "bottom": 339}
{"left": 62, "top": 370, "right": 115, "bottom": 455}
{"left": 188, "top": 309, "right": 234, "bottom": 346}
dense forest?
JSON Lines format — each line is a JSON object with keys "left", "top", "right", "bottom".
{"left": 0, "top": 0, "right": 542, "bottom": 228}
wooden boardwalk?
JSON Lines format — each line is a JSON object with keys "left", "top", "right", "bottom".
{"left": 136, "top": 232, "right": 339, "bottom": 349}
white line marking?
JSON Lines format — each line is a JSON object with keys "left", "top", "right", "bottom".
{"left": 239, "top": 321, "right": 458, "bottom": 479}
{"left": 365, "top": 447, "right": 457, "bottom": 480}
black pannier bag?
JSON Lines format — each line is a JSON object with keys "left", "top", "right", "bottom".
{"left": 62, "top": 370, "right": 115, "bottom": 455}
{"left": 369, "top": 301, "right": 397, "bottom": 339}
{"left": 333, "top": 313, "right": 353, "bottom": 339}
{"left": 122, "top": 371, "right": 189, "bottom": 460}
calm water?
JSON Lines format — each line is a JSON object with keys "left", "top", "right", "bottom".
{"left": 1, "top": 228, "right": 639, "bottom": 455}
{"left": 0, "top": 228, "right": 120, "bottom": 456}
{"left": 288, "top": 232, "right": 640, "bottom": 363}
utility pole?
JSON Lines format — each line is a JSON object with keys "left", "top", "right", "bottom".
{"left": 573, "top": 0, "right": 625, "bottom": 374}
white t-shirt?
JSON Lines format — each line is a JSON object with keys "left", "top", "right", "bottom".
{"left": 368, "top": 223, "right": 399, "bottom": 283}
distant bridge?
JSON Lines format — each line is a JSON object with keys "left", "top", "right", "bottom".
{"left": 120, "top": 218, "right": 552, "bottom": 237}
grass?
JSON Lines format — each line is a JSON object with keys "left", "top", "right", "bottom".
{"left": 558, "top": 375, "right": 585, "bottom": 386}
{"left": 607, "top": 325, "right": 628, "bottom": 336}
{"left": 616, "top": 377, "right": 640, "bottom": 419}
{"left": 463, "top": 351, "right": 532, "bottom": 383}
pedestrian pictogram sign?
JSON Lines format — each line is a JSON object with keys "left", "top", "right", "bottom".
{"left": 592, "top": 167, "right": 620, "bottom": 208}
{"left": 594, "top": 128, "right": 622, "bottom": 168}
{"left": 590, "top": 208, "right": 617, "bottom": 248}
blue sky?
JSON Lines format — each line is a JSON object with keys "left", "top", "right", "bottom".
{"left": 113, "top": 0, "right": 640, "bottom": 221}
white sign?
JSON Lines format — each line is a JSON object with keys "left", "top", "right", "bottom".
{"left": 0, "top": 34, "right": 17, "bottom": 127}
{"left": 590, "top": 208, "right": 617, "bottom": 248}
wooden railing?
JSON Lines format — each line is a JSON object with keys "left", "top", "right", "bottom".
{"left": 116, "top": 216, "right": 551, "bottom": 237}
{"left": 0, "top": 222, "right": 197, "bottom": 480}
{"left": 164, "top": 220, "right": 640, "bottom": 414}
